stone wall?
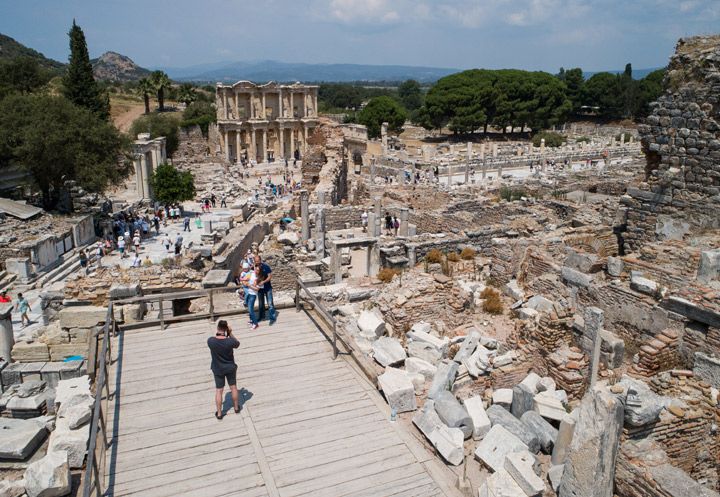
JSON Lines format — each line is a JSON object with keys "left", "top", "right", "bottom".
{"left": 629, "top": 35, "right": 720, "bottom": 252}
{"left": 175, "top": 125, "right": 211, "bottom": 167}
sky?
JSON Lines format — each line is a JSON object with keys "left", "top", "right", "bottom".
{"left": 1, "top": 0, "right": 719, "bottom": 72}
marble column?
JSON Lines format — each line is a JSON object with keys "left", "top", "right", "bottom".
{"left": 370, "top": 157, "right": 376, "bottom": 182}
{"left": 479, "top": 143, "right": 485, "bottom": 161}
{"left": 262, "top": 129, "right": 268, "bottom": 162}
{"left": 551, "top": 414, "right": 576, "bottom": 465}
{"left": 279, "top": 126, "right": 285, "bottom": 159}
{"left": 290, "top": 128, "right": 295, "bottom": 158}
{"left": 224, "top": 131, "right": 231, "bottom": 162}
{"left": 465, "top": 142, "right": 471, "bottom": 184}
{"left": 586, "top": 306, "right": 605, "bottom": 387}
{"left": 0, "top": 303, "right": 14, "bottom": 363}
{"left": 540, "top": 138, "right": 546, "bottom": 155}
{"left": 373, "top": 197, "right": 382, "bottom": 237}
{"left": 482, "top": 159, "right": 487, "bottom": 182}
{"left": 278, "top": 89, "right": 283, "bottom": 119}
{"left": 381, "top": 122, "right": 388, "bottom": 154}
{"left": 290, "top": 92, "right": 294, "bottom": 117}
{"left": 303, "top": 125, "right": 308, "bottom": 152}
{"left": 261, "top": 93, "right": 266, "bottom": 119}
{"left": 235, "top": 131, "right": 241, "bottom": 164}
{"left": 367, "top": 244, "right": 380, "bottom": 276}
{"left": 620, "top": 133, "right": 625, "bottom": 145}
{"left": 300, "top": 190, "right": 310, "bottom": 241}
{"left": 223, "top": 91, "right": 228, "bottom": 119}
{"left": 331, "top": 244, "right": 342, "bottom": 284}
{"left": 251, "top": 129, "right": 257, "bottom": 162}
{"left": 399, "top": 208, "right": 409, "bottom": 236}
{"left": 315, "top": 206, "right": 325, "bottom": 258}
{"left": 234, "top": 91, "right": 239, "bottom": 117}
{"left": 492, "top": 143, "right": 498, "bottom": 158}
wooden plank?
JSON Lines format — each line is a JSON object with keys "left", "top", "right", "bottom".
{"left": 240, "top": 406, "right": 281, "bottom": 497}
{"left": 339, "top": 470, "right": 434, "bottom": 497}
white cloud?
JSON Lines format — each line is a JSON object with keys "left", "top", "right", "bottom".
{"left": 326, "top": 0, "right": 401, "bottom": 23}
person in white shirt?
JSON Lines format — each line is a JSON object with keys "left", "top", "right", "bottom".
{"left": 117, "top": 236, "right": 126, "bottom": 258}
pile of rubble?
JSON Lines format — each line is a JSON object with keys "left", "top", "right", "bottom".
{"left": 0, "top": 375, "right": 96, "bottom": 497}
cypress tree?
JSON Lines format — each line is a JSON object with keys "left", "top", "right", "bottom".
{"left": 62, "top": 20, "right": 110, "bottom": 120}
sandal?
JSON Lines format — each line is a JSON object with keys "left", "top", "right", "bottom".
{"left": 215, "top": 411, "right": 224, "bottom": 420}
{"left": 234, "top": 407, "right": 240, "bottom": 414}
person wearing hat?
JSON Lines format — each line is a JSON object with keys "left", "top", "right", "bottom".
{"left": 238, "top": 262, "right": 252, "bottom": 308}
{"left": 117, "top": 235, "right": 126, "bottom": 258}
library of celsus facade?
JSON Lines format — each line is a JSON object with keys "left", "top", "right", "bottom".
{"left": 215, "top": 81, "right": 319, "bottom": 164}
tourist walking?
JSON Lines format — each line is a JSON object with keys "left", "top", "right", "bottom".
{"left": 95, "top": 241, "right": 104, "bottom": 267}
{"left": 15, "top": 293, "right": 31, "bottom": 328}
{"left": 255, "top": 255, "right": 277, "bottom": 325}
{"left": 183, "top": 215, "right": 191, "bottom": 232}
{"left": 220, "top": 194, "right": 227, "bottom": 208}
{"left": 393, "top": 216, "right": 400, "bottom": 237}
{"left": 361, "top": 211, "right": 368, "bottom": 232}
{"left": 384, "top": 212, "right": 393, "bottom": 236}
{"left": 117, "top": 236, "right": 126, "bottom": 258}
{"left": 163, "top": 234, "right": 171, "bottom": 252}
{"left": 174, "top": 234, "right": 183, "bottom": 256}
{"left": 207, "top": 320, "right": 240, "bottom": 419}
{"left": 211, "top": 193, "right": 217, "bottom": 208}
{"left": 79, "top": 249, "right": 89, "bottom": 274}
{"left": 195, "top": 213, "right": 202, "bottom": 230}
{"left": 133, "top": 232, "right": 141, "bottom": 253}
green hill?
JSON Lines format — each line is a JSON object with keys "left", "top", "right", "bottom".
{"left": 0, "top": 33, "right": 65, "bottom": 71}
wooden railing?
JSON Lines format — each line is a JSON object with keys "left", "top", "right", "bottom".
{"left": 82, "top": 304, "right": 115, "bottom": 497}
{"left": 295, "top": 278, "right": 339, "bottom": 359}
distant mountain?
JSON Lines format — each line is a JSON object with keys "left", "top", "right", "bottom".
{"left": 161, "top": 60, "right": 459, "bottom": 84}
{"left": 92, "top": 51, "right": 151, "bottom": 82}
{"left": 0, "top": 33, "right": 64, "bottom": 70}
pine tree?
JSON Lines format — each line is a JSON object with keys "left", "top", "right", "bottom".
{"left": 62, "top": 20, "right": 110, "bottom": 120}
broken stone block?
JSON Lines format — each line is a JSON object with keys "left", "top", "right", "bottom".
{"left": 697, "top": 249, "right": 720, "bottom": 283}
{"left": 548, "top": 464, "right": 564, "bottom": 492}
{"left": 486, "top": 404, "right": 540, "bottom": 453}
{"left": 11, "top": 341, "right": 50, "bottom": 362}
{"left": 617, "top": 377, "right": 664, "bottom": 427}
{"left": 505, "top": 279, "right": 525, "bottom": 301}
{"left": 405, "top": 357, "right": 437, "bottom": 380}
{"left": 371, "top": 337, "right": 406, "bottom": 367}
{"left": 630, "top": 271, "right": 659, "bottom": 295}
{"left": 49, "top": 418, "right": 91, "bottom": 469}
{"left": 0, "top": 418, "right": 47, "bottom": 460}
{"left": 410, "top": 321, "right": 432, "bottom": 334}
{"left": 408, "top": 340, "right": 442, "bottom": 365}
{"left": 537, "top": 376, "right": 556, "bottom": 393}
{"left": 433, "top": 390, "right": 473, "bottom": 439}
{"left": 54, "top": 376, "right": 91, "bottom": 407}
{"left": 357, "top": 310, "right": 386, "bottom": 339}
{"left": 474, "top": 425, "right": 529, "bottom": 472}
{"left": 517, "top": 307, "right": 540, "bottom": 322}
{"left": 406, "top": 328, "right": 449, "bottom": 357}
{"left": 429, "top": 425, "right": 464, "bottom": 466}
{"left": 521, "top": 410, "right": 558, "bottom": 454}
{"left": 378, "top": 367, "right": 416, "bottom": 413}
{"left": 463, "top": 395, "right": 491, "bottom": 440}
{"left": 559, "top": 386, "right": 624, "bottom": 497}
{"left": 693, "top": 352, "right": 720, "bottom": 389}
{"left": 493, "top": 351, "right": 515, "bottom": 367}
{"left": 606, "top": 256, "right": 623, "bottom": 277}
{"left": 24, "top": 450, "right": 71, "bottom": 497}
{"left": 277, "top": 231, "right": 300, "bottom": 246}
{"left": 565, "top": 250, "right": 602, "bottom": 274}
{"left": 413, "top": 400, "right": 443, "bottom": 440}
{"left": 479, "top": 469, "right": 527, "bottom": 497}
{"left": 505, "top": 451, "right": 544, "bottom": 496}
{"left": 533, "top": 391, "right": 567, "bottom": 421}
{"left": 511, "top": 383, "right": 535, "bottom": 418}
{"left": 453, "top": 331, "right": 480, "bottom": 363}
{"left": 108, "top": 283, "right": 141, "bottom": 299}
{"left": 201, "top": 269, "right": 232, "bottom": 288}
{"left": 562, "top": 266, "right": 594, "bottom": 288}
{"left": 58, "top": 306, "right": 107, "bottom": 329}
{"left": 427, "top": 360, "right": 458, "bottom": 400}
{"left": 519, "top": 372, "right": 542, "bottom": 393}
{"left": 492, "top": 388, "right": 513, "bottom": 409}
{"left": 525, "top": 295, "right": 555, "bottom": 314}
{"left": 57, "top": 393, "right": 94, "bottom": 430}
{"left": 462, "top": 345, "right": 492, "bottom": 377}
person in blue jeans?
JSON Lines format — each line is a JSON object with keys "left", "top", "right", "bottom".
{"left": 254, "top": 255, "right": 277, "bottom": 324}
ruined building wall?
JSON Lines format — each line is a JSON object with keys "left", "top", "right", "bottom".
{"left": 629, "top": 35, "right": 720, "bottom": 252}
{"left": 174, "top": 125, "right": 211, "bottom": 167}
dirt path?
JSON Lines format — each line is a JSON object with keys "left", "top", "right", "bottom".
{"left": 113, "top": 102, "right": 146, "bottom": 133}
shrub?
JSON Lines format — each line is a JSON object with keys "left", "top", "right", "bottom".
{"left": 447, "top": 251, "right": 460, "bottom": 262}
{"left": 460, "top": 247, "right": 476, "bottom": 260}
{"left": 482, "top": 288, "right": 504, "bottom": 315}
{"left": 377, "top": 267, "right": 400, "bottom": 283}
{"left": 532, "top": 131, "right": 564, "bottom": 148}
{"left": 499, "top": 186, "right": 527, "bottom": 202}
{"left": 425, "top": 249, "right": 443, "bottom": 264}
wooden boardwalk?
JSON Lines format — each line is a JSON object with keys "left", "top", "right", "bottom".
{"left": 106, "top": 310, "right": 460, "bottom": 497}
